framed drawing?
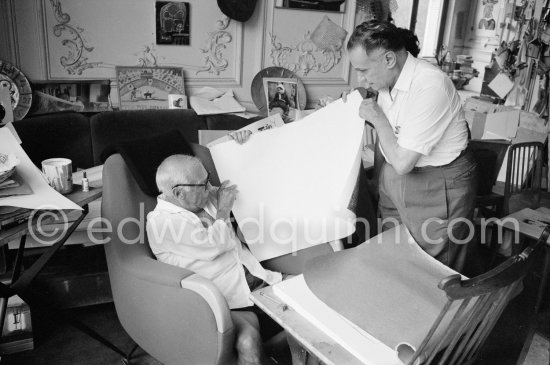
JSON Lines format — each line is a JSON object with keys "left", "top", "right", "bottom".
{"left": 275, "top": 0, "right": 346, "bottom": 13}
{"left": 263, "top": 77, "right": 299, "bottom": 123}
{"left": 467, "top": 0, "right": 502, "bottom": 46}
{"left": 116, "top": 66, "right": 185, "bottom": 110}
{"left": 156, "top": 1, "right": 191, "bottom": 45}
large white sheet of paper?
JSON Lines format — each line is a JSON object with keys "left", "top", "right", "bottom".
{"left": 274, "top": 275, "right": 402, "bottom": 365}
{"left": 209, "top": 91, "right": 365, "bottom": 261}
{"left": 0, "top": 128, "right": 81, "bottom": 211}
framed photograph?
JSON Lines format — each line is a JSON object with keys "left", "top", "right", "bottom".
{"left": 263, "top": 77, "right": 299, "bottom": 123}
{"left": 275, "top": 0, "right": 346, "bottom": 13}
{"left": 116, "top": 66, "right": 185, "bottom": 110}
{"left": 156, "top": 1, "right": 190, "bottom": 45}
{"left": 168, "top": 94, "right": 187, "bottom": 109}
{"left": 29, "top": 80, "right": 111, "bottom": 115}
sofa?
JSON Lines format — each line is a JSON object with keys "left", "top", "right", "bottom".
{"left": 14, "top": 109, "right": 261, "bottom": 171}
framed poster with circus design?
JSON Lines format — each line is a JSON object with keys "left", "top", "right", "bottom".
{"left": 116, "top": 66, "right": 185, "bottom": 110}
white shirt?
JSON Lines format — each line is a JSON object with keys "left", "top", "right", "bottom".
{"left": 146, "top": 196, "right": 282, "bottom": 309}
{"left": 377, "top": 53, "right": 468, "bottom": 167}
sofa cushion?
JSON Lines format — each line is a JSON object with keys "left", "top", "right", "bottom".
{"left": 14, "top": 112, "right": 94, "bottom": 170}
{"left": 101, "top": 130, "right": 194, "bottom": 196}
{"left": 90, "top": 109, "right": 207, "bottom": 165}
{"left": 205, "top": 114, "right": 262, "bottom": 130}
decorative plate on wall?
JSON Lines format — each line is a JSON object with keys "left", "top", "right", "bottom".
{"left": 251, "top": 67, "right": 307, "bottom": 115}
{"left": 0, "top": 60, "right": 32, "bottom": 121}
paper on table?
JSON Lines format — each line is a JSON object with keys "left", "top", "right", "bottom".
{"left": 2, "top": 123, "right": 21, "bottom": 144}
{"left": 273, "top": 275, "right": 401, "bottom": 365}
{"left": 303, "top": 225, "right": 466, "bottom": 364}
{"left": 498, "top": 208, "right": 550, "bottom": 242}
{"left": 209, "top": 91, "right": 365, "bottom": 261}
{"left": 0, "top": 172, "right": 33, "bottom": 198}
{"left": 0, "top": 128, "right": 81, "bottom": 210}
{"left": 190, "top": 90, "right": 245, "bottom": 115}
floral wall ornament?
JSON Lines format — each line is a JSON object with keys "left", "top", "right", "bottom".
{"left": 48, "top": 0, "right": 102, "bottom": 75}
{"left": 135, "top": 44, "right": 160, "bottom": 67}
{"left": 269, "top": 33, "right": 343, "bottom": 76}
{"left": 196, "top": 16, "right": 233, "bottom": 75}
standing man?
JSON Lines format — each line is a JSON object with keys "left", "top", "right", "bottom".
{"left": 346, "top": 20, "right": 477, "bottom": 272}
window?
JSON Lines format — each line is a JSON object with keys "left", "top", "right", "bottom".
{"left": 392, "top": 0, "right": 448, "bottom": 59}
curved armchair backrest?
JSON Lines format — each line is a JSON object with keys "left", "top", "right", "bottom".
{"left": 102, "top": 153, "right": 236, "bottom": 365}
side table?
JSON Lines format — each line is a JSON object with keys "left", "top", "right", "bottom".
{"left": 0, "top": 186, "right": 130, "bottom": 357}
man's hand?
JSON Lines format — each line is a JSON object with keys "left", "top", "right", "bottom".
{"left": 358, "top": 98, "right": 388, "bottom": 128}
{"left": 229, "top": 130, "right": 252, "bottom": 144}
{"left": 216, "top": 180, "right": 238, "bottom": 220}
{"left": 316, "top": 95, "right": 335, "bottom": 109}
{"left": 343, "top": 87, "right": 377, "bottom": 102}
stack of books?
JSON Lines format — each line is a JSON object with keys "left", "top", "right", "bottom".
{"left": 456, "top": 55, "right": 475, "bottom": 79}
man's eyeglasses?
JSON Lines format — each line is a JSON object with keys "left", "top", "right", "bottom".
{"left": 172, "top": 171, "right": 210, "bottom": 191}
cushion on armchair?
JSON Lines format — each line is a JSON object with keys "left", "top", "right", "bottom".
{"left": 101, "top": 130, "right": 194, "bottom": 196}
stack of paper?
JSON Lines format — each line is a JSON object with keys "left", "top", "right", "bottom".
{"left": 299, "top": 226, "right": 465, "bottom": 364}
{"left": 0, "top": 128, "right": 81, "bottom": 211}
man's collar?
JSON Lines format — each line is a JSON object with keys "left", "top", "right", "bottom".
{"left": 156, "top": 195, "right": 188, "bottom": 213}
{"left": 156, "top": 195, "right": 216, "bottom": 218}
{"left": 392, "top": 52, "right": 417, "bottom": 93}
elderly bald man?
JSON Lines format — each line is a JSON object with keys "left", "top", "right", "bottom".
{"left": 146, "top": 152, "right": 282, "bottom": 365}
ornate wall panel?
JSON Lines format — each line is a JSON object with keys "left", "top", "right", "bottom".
{"left": 262, "top": 0, "right": 356, "bottom": 86}
{"left": 41, "top": 0, "right": 243, "bottom": 86}
{"left": 1, "top": 0, "right": 363, "bottom": 109}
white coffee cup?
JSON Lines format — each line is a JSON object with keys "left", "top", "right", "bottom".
{"left": 42, "top": 158, "right": 73, "bottom": 194}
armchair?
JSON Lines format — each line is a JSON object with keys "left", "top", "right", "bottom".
{"left": 102, "top": 153, "right": 237, "bottom": 365}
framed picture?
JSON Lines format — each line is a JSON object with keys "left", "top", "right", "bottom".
{"left": 168, "top": 94, "right": 187, "bottom": 109}
{"left": 116, "top": 66, "right": 185, "bottom": 110}
{"left": 156, "top": 1, "right": 190, "bottom": 45}
{"left": 275, "top": 0, "right": 346, "bottom": 13}
{"left": 263, "top": 77, "right": 299, "bottom": 123}
{"left": 29, "top": 80, "right": 111, "bottom": 115}
{"left": 471, "top": 0, "right": 502, "bottom": 40}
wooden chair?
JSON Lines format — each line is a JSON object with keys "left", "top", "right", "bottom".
{"left": 408, "top": 226, "right": 550, "bottom": 365}
{"left": 468, "top": 139, "right": 510, "bottom": 218}
{"left": 502, "top": 142, "right": 544, "bottom": 216}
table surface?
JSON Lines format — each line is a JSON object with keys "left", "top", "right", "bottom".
{"left": 251, "top": 286, "right": 364, "bottom": 365}
{"left": 498, "top": 207, "right": 550, "bottom": 244}
{"left": 0, "top": 185, "right": 102, "bottom": 246}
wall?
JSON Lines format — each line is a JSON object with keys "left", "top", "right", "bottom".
{"left": 454, "top": 0, "right": 543, "bottom": 94}
{"left": 0, "top": 0, "right": 357, "bottom": 111}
